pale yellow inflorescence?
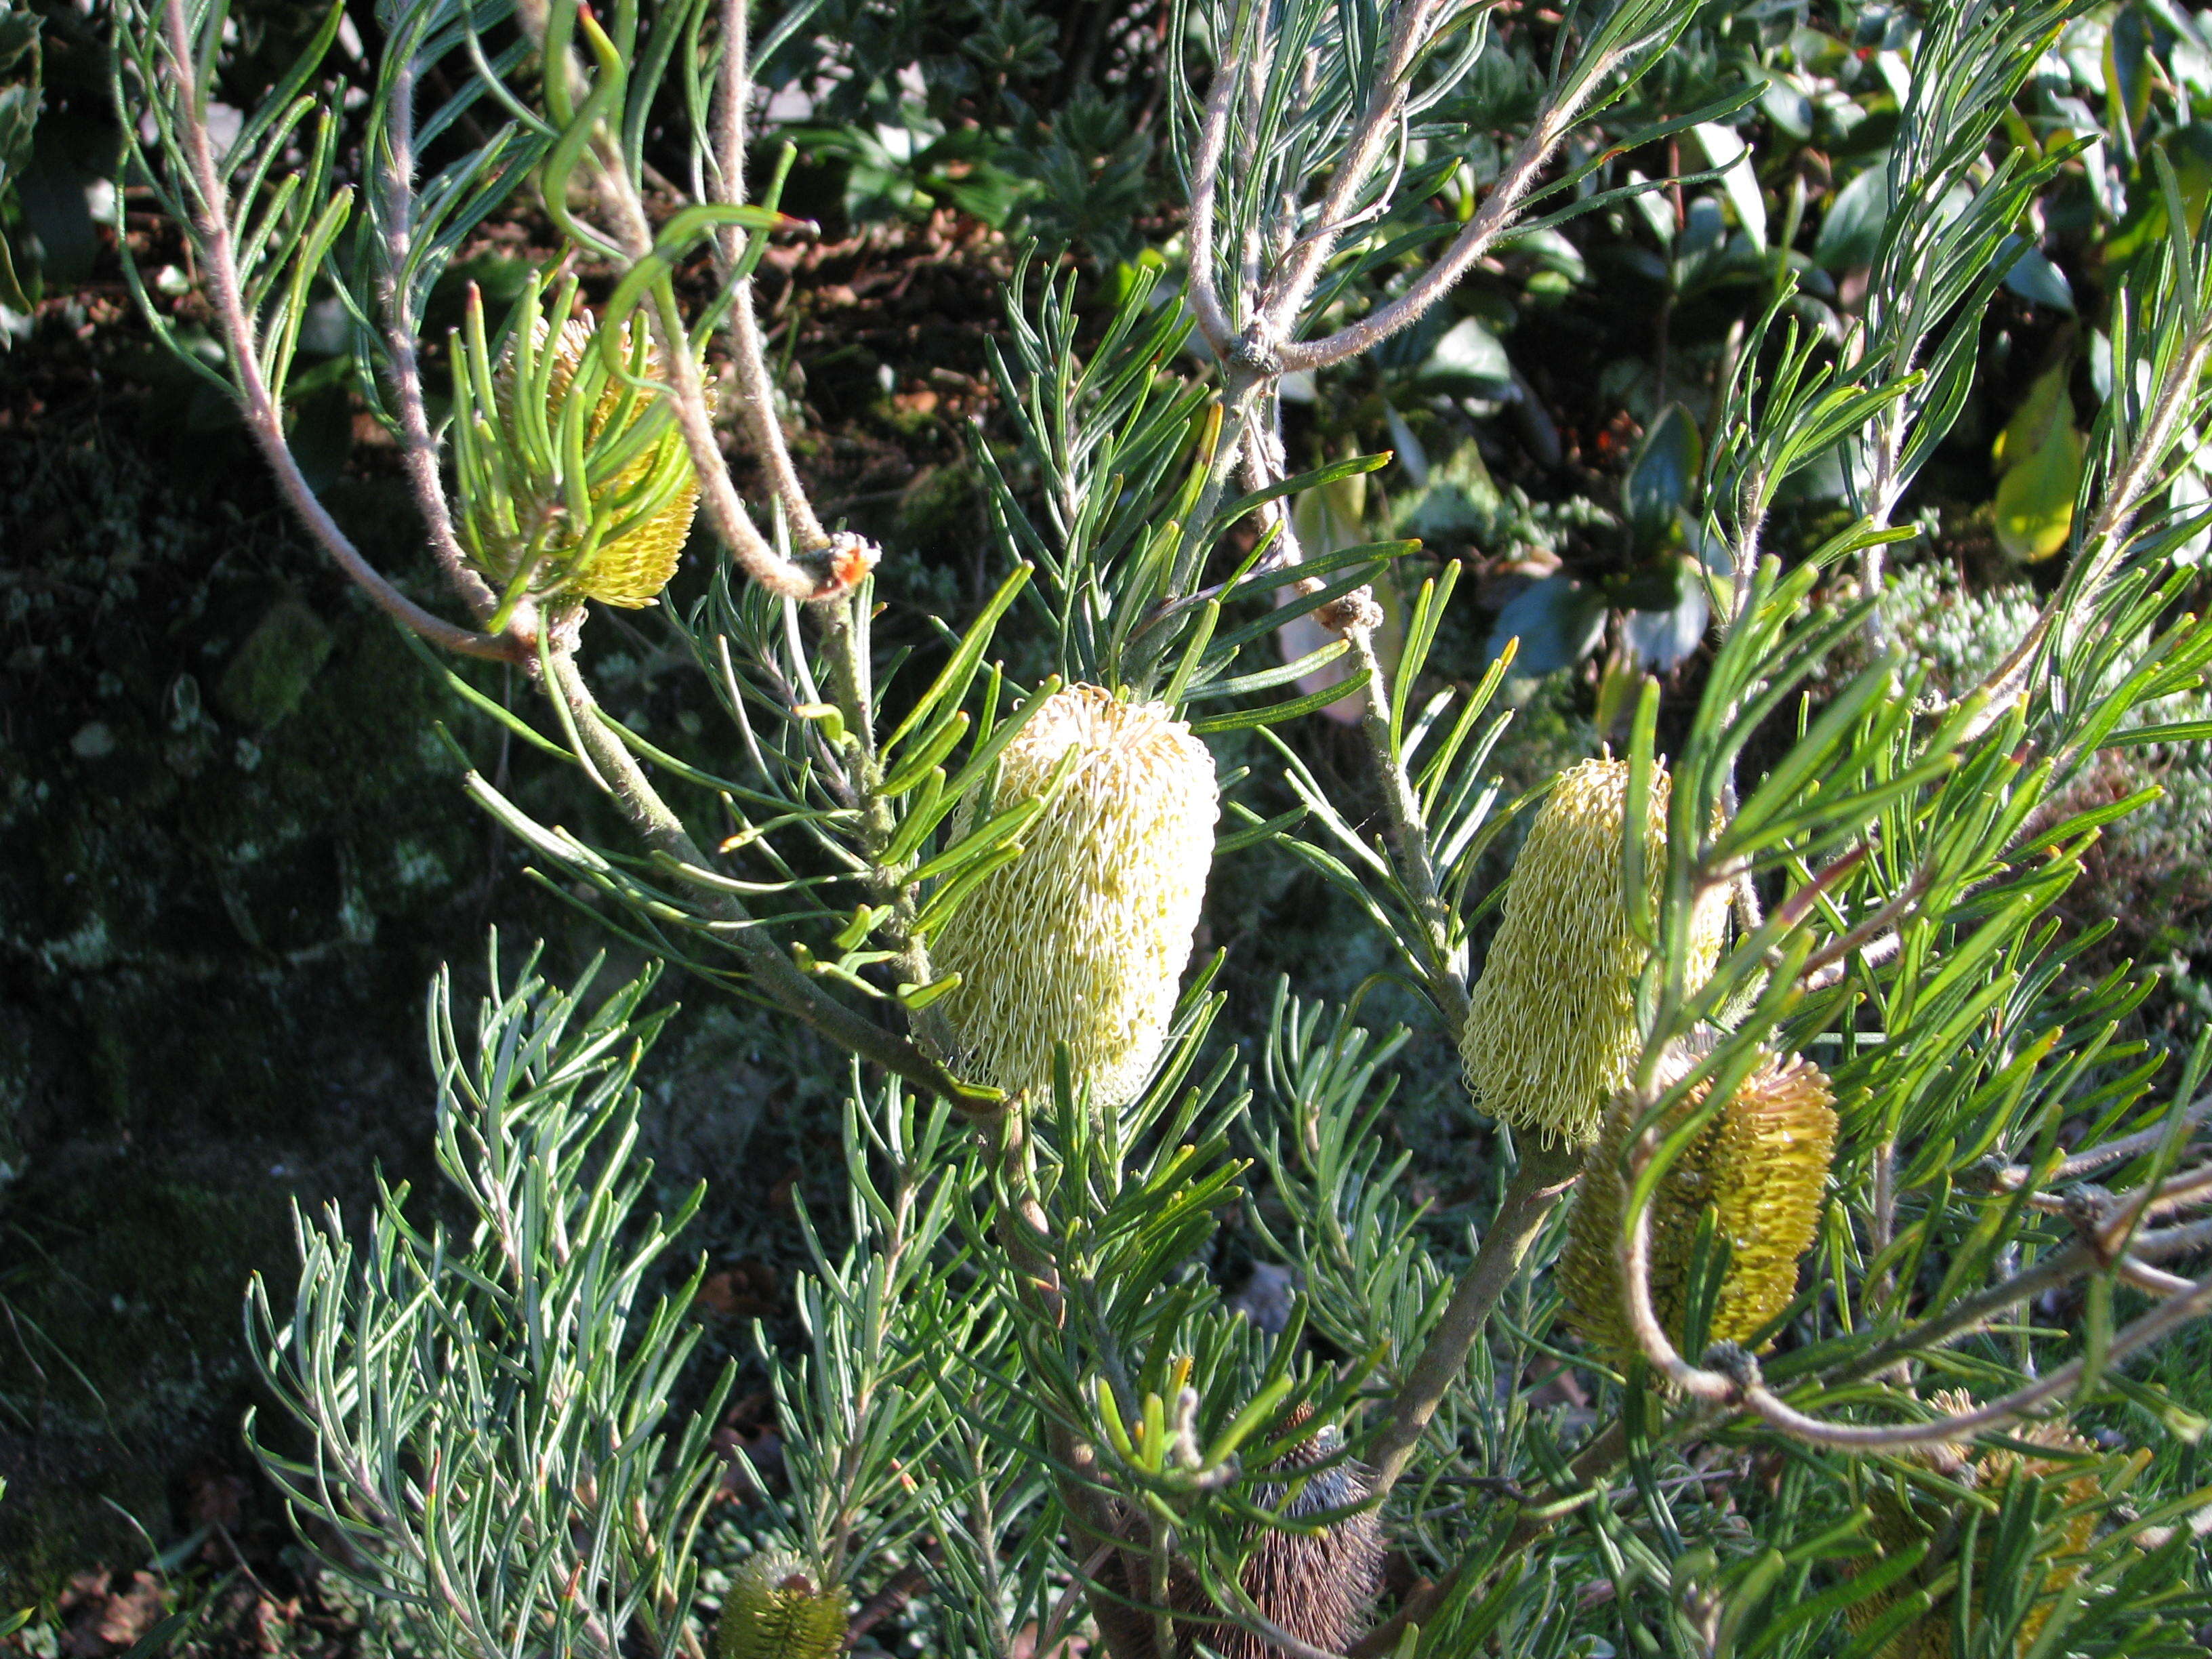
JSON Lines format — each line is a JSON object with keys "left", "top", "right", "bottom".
{"left": 485, "top": 316, "right": 705, "bottom": 609}
{"left": 1458, "top": 756, "right": 1727, "bottom": 1149}
{"left": 924, "top": 684, "right": 1219, "bottom": 1108}
{"left": 1559, "top": 1048, "right": 1838, "bottom": 1364}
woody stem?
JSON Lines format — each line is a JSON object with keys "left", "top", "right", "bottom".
{"left": 1366, "top": 1142, "right": 1582, "bottom": 1498}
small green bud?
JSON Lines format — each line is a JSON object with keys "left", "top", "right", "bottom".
{"left": 716, "top": 1553, "right": 846, "bottom": 1659}
{"left": 450, "top": 279, "right": 708, "bottom": 615}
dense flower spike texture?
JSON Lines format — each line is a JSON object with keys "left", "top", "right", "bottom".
{"left": 715, "top": 1553, "right": 848, "bottom": 1659}
{"left": 452, "top": 294, "right": 708, "bottom": 612}
{"left": 924, "top": 684, "right": 1219, "bottom": 1107}
{"left": 1846, "top": 1399, "right": 2121, "bottom": 1659}
{"left": 1459, "top": 756, "right": 1726, "bottom": 1148}
{"left": 1105, "top": 1408, "right": 1382, "bottom": 1659}
{"left": 1560, "top": 1050, "right": 1839, "bottom": 1364}
{"left": 1202, "top": 1416, "right": 1382, "bottom": 1659}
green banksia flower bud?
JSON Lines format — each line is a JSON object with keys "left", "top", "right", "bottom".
{"left": 449, "top": 277, "right": 708, "bottom": 619}
{"left": 922, "top": 684, "right": 1218, "bottom": 1107}
{"left": 1458, "top": 756, "right": 1726, "bottom": 1149}
{"left": 716, "top": 1551, "right": 846, "bottom": 1659}
{"left": 1559, "top": 1049, "right": 1837, "bottom": 1364}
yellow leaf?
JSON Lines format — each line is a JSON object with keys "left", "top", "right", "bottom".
{"left": 1994, "top": 414, "right": 2084, "bottom": 563}
{"left": 1992, "top": 361, "right": 2069, "bottom": 474}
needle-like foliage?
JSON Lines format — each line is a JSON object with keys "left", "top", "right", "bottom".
{"left": 106, "top": 0, "right": 2212, "bottom": 1652}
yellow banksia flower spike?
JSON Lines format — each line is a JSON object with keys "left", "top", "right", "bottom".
{"left": 1845, "top": 1400, "right": 2125, "bottom": 1659}
{"left": 715, "top": 1553, "right": 847, "bottom": 1659}
{"left": 450, "top": 276, "right": 708, "bottom": 619}
{"left": 1459, "top": 756, "right": 1726, "bottom": 1149}
{"left": 1559, "top": 1049, "right": 1837, "bottom": 1364}
{"left": 921, "top": 683, "right": 1218, "bottom": 1108}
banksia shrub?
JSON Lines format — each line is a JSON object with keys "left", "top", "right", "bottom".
{"left": 716, "top": 1552, "right": 848, "bottom": 1659}
{"left": 1559, "top": 1050, "right": 1837, "bottom": 1364}
{"left": 449, "top": 281, "right": 707, "bottom": 615}
{"left": 1459, "top": 757, "right": 1725, "bottom": 1148}
{"left": 923, "top": 684, "right": 1218, "bottom": 1107}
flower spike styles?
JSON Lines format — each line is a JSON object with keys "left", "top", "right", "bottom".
{"left": 1560, "top": 1050, "right": 1839, "bottom": 1365}
{"left": 1847, "top": 1399, "right": 2122, "bottom": 1659}
{"left": 716, "top": 1553, "right": 847, "bottom": 1659}
{"left": 922, "top": 684, "right": 1218, "bottom": 1108}
{"left": 449, "top": 277, "right": 709, "bottom": 621}
{"left": 1459, "top": 756, "right": 1725, "bottom": 1149}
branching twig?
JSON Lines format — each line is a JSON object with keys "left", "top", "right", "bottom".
{"left": 156, "top": 0, "right": 523, "bottom": 663}
{"left": 542, "top": 646, "right": 992, "bottom": 1111}
{"left": 708, "top": 0, "right": 831, "bottom": 552}
{"left": 1366, "top": 1142, "right": 1581, "bottom": 1497}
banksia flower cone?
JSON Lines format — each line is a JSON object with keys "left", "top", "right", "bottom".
{"left": 1459, "top": 756, "right": 1725, "bottom": 1148}
{"left": 923, "top": 684, "right": 1218, "bottom": 1107}
{"left": 1559, "top": 1050, "right": 1837, "bottom": 1364}
{"left": 1101, "top": 1407, "right": 1383, "bottom": 1659}
{"left": 1846, "top": 1399, "right": 2120, "bottom": 1659}
{"left": 716, "top": 1553, "right": 846, "bottom": 1659}
{"left": 1202, "top": 1414, "right": 1382, "bottom": 1659}
{"left": 451, "top": 282, "right": 708, "bottom": 613}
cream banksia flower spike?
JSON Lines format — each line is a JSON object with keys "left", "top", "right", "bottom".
{"left": 1559, "top": 1048, "right": 1838, "bottom": 1364}
{"left": 1459, "top": 756, "right": 1727, "bottom": 1148}
{"left": 449, "top": 276, "right": 709, "bottom": 625}
{"left": 715, "top": 1552, "right": 846, "bottom": 1659}
{"left": 922, "top": 684, "right": 1218, "bottom": 1107}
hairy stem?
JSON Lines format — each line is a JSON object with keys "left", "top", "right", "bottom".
{"left": 156, "top": 0, "right": 521, "bottom": 663}
{"left": 709, "top": 0, "right": 830, "bottom": 550}
{"left": 375, "top": 49, "right": 502, "bottom": 626}
{"left": 1273, "top": 64, "right": 1605, "bottom": 373}
{"left": 1345, "top": 621, "right": 1469, "bottom": 1021}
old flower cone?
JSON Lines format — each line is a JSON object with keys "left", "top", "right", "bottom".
{"left": 1460, "top": 756, "right": 1725, "bottom": 1148}
{"left": 1098, "top": 1405, "right": 1382, "bottom": 1659}
{"left": 1560, "top": 1049, "right": 1837, "bottom": 1364}
{"left": 924, "top": 684, "right": 1218, "bottom": 1107}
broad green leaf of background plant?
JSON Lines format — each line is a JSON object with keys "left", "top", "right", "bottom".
{"left": 0, "top": 0, "right": 42, "bottom": 312}
{"left": 1992, "top": 361, "right": 2085, "bottom": 562}
{"left": 1625, "top": 403, "right": 1703, "bottom": 556}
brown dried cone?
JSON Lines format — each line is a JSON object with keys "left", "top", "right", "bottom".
{"left": 715, "top": 1551, "right": 847, "bottom": 1659}
{"left": 922, "top": 684, "right": 1219, "bottom": 1107}
{"left": 1096, "top": 1410, "right": 1383, "bottom": 1659}
{"left": 1458, "top": 757, "right": 1727, "bottom": 1149}
{"left": 1843, "top": 1396, "right": 2119, "bottom": 1659}
{"left": 1559, "top": 1050, "right": 1837, "bottom": 1365}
